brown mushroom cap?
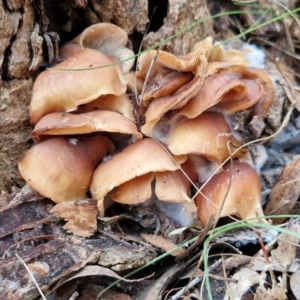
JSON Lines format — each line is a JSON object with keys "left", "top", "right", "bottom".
{"left": 167, "top": 112, "right": 245, "bottom": 162}
{"left": 31, "top": 110, "right": 142, "bottom": 142}
{"left": 76, "top": 93, "right": 135, "bottom": 121}
{"left": 90, "top": 138, "right": 182, "bottom": 201}
{"left": 177, "top": 67, "right": 273, "bottom": 119}
{"left": 206, "top": 44, "right": 249, "bottom": 76}
{"left": 111, "top": 173, "right": 155, "bottom": 204}
{"left": 137, "top": 37, "right": 213, "bottom": 78}
{"left": 155, "top": 159, "right": 198, "bottom": 202}
{"left": 141, "top": 68, "right": 194, "bottom": 105}
{"left": 72, "top": 23, "right": 134, "bottom": 73}
{"left": 18, "top": 136, "right": 114, "bottom": 203}
{"left": 177, "top": 72, "right": 248, "bottom": 119}
{"left": 196, "top": 160, "right": 266, "bottom": 225}
{"left": 111, "top": 159, "right": 197, "bottom": 205}
{"left": 30, "top": 48, "right": 127, "bottom": 125}
{"left": 141, "top": 73, "right": 204, "bottom": 136}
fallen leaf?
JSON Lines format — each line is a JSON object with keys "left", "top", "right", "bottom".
{"left": 134, "top": 262, "right": 186, "bottom": 300}
{"left": 264, "top": 157, "right": 300, "bottom": 224}
{"left": 254, "top": 275, "right": 287, "bottom": 300}
{"left": 51, "top": 199, "right": 98, "bottom": 237}
{"left": 224, "top": 268, "right": 261, "bottom": 300}
{"left": 290, "top": 267, "right": 300, "bottom": 299}
{"left": 271, "top": 219, "right": 300, "bottom": 271}
{"left": 48, "top": 265, "right": 153, "bottom": 296}
{"left": 141, "top": 233, "right": 184, "bottom": 257}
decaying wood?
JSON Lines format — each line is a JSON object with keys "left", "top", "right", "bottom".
{"left": 0, "top": 186, "right": 156, "bottom": 299}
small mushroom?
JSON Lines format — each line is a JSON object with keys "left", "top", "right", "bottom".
{"left": 196, "top": 160, "right": 267, "bottom": 225}
{"left": 31, "top": 110, "right": 142, "bottom": 142}
{"left": 71, "top": 23, "right": 134, "bottom": 73}
{"left": 167, "top": 112, "right": 245, "bottom": 162}
{"left": 155, "top": 159, "right": 198, "bottom": 202}
{"left": 30, "top": 48, "right": 127, "bottom": 124}
{"left": 215, "top": 68, "right": 274, "bottom": 116}
{"left": 111, "top": 173, "right": 155, "bottom": 204}
{"left": 19, "top": 136, "right": 114, "bottom": 203}
{"left": 76, "top": 93, "right": 135, "bottom": 121}
{"left": 90, "top": 138, "right": 183, "bottom": 212}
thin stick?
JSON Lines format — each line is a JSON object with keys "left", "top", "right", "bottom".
{"left": 139, "top": 50, "right": 159, "bottom": 106}
{"left": 15, "top": 253, "right": 47, "bottom": 300}
{"left": 171, "top": 257, "right": 222, "bottom": 300}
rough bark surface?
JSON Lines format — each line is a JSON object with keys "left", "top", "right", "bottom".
{"left": 144, "top": 0, "right": 213, "bottom": 54}
{"left": 0, "top": 186, "right": 156, "bottom": 299}
{"left": 0, "top": 0, "right": 43, "bottom": 192}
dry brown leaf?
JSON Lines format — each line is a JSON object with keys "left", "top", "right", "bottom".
{"left": 134, "top": 263, "right": 186, "bottom": 300}
{"left": 51, "top": 199, "right": 98, "bottom": 237}
{"left": 254, "top": 276, "right": 287, "bottom": 300}
{"left": 49, "top": 265, "right": 151, "bottom": 295}
{"left": 271, "top": 219, "right": 300, "bottom": 271}
{"left": 290, "top": 267, "right": 300, "bottom": 299}
{"left": 264, "top": 157, "right": 300, "bottom": 224}
{"left": 141, "top": 233, "right": 184, "bottom": 257}
{"left": 80, "top": 284, "right": 132, "bottom": 300}
{"left": 224, "top": 268, "right": 261, "bottom": 300}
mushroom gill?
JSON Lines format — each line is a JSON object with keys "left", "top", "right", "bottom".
{"left": 71, "top": 23, "right": 135, "bottom": 73}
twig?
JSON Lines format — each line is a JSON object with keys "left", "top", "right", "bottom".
{"left": 171, "top": 258, "right": 222, "bottom": 300}
{"left": 15, "top": 253, "right": 47, "bottom": 300}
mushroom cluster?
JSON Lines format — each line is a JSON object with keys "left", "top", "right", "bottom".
{"left": 19, "top": 23, "right": 274, "bottom": 229}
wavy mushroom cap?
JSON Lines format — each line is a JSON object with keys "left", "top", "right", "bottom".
{"left": 167, "top": 112, "right": 245, "bottom": 162}
{"left": 205, "top": 44, "right": 249, "bottom": 76}
{"left": 19, "top": 136, "right": 114, "bottom": 203}
{"left": 141, "top": 73, "right": 204, "bottom": 136}
{"left": 111, "top": 159, "right": 198, "bottom": 205}
{"left": 76, "top": 93, "right": 135, "bottom": 121}
{"left": 30, "top": 48, "right": 127, "bottom": 124}
{"left": 90, "top": 138, "right": 182, "bottom": 204}
{"left": 137, "top": 37, "right": 213, "bottom": 78}
{"left": 141, "top": 68, "right": 193, "bottom": 105}
{"left": 196, "top": 160, "right": 266, "bottom": 225}
{"left": 155, "top": 159, "right": 198, "bottom": 203}
{"left": 178, "top": 67, "right": 274, "bottom": 119}
{"left": 31, "top": 110, "right": 142, "bottom": 142}
{"left": 72, "top": 23, "right": 134, "bottom": 73}
{"left": 177, "top": 72, "right": 248, "bottom": 119}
